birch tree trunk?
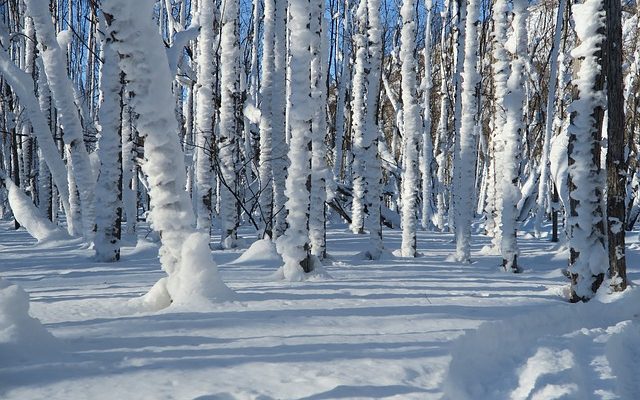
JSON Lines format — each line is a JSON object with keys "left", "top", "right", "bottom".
{"left": 453, "top": 0, "right": 479, "bottom": 263}
{"left": 567, "top": 0, "right": 607, "bottom": 302}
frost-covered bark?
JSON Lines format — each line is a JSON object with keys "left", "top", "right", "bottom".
{"left": 567, "top": 0, "right": 607, "bottom": 302}
{"left": 102, "top": 0, "right": 232, "bottom": 307}
{"left": 361, "top": 0, "right": 384, "bottom": 259}
{"left": 25, "top": 0, "right": 96, "bottom": 240}
{"left": 275, "top": 0, "right": 314, "bottom": 280}
{"left": 309, "top": 0, "right": 329, "bottom": 259}
{"left": 399, "top": 0, "right": 422, "bottom": 257}
{"left": 218, "top": 0, "right": 241, "bottom": 248}
{"left": 534, "top": 0, "right": 566, "bottom": 236}
{"left": 259, "top": 0, "right": 276, "bottom": 237}
{"left": 434, "top": 0, "right": 450, "bottom": 232}
{"left": 420, "top": 0, "right": 434, "bottom": 231}
{"left": 488, "top": 0, "right": 509, "bottom": 247}
{"left": 333, "top": 0, "right": 352, "bottom": 181}
{"left": 194, "top": 2, "right": 218, "bottom": 232}
{"left": 93, "top": 35, "right": 123, "bottom": 262}
{"left": 271, "top": 0, "right": 288, "bottom": 239}
{"left": 498, "top": 0, "right": 528, "bottom": 272}
{"left": 453, "top": 0, "right": 479, "bottom": 263}
{"left": 350, "top": 0, "right": 368, "bottom": 235}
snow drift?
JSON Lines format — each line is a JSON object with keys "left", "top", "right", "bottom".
{"left": 443, "top": 288, "right": 640, "bottom": 399}
{"left": 0, "top": 278, "right": 58, "bottom": 363}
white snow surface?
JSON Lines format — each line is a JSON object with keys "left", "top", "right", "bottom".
{"left": 1, "top": 221, "right": 638, "bottom": 399}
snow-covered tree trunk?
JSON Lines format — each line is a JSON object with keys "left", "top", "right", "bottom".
{"left": 333, "top": 0, "right": 352, "bottom": 181}
{"left": 399, "top": 0, "right": 422, "bottom": 257}
{"left": 449, "top": 0, "right": 466, "bottom": 236}
{"left": 498, "top": 0, "right": 528, "bottom": 272}
{"left": 362, "top": 0, "right": 384, "bottom": 259}
{"left": 534, "top": 0, "right": 566, "bottom": 237}
{"left": 309, "top": 0, "right": 329, "bottom": 259}
{"left": 93, "top": 34, "right": 123, "bottom": 262}
{"left": 66, "top": 149, "right": 82, "bottom": 237}
{"left": 420, "top": 0, "right": 434, "bottom": 230}
{"left": 194, "top": 2, "right": 218, "bottom": 233}
{"left": 350, "top": 0, "right": 368, "bottom": 235}
{"left": 259, "top": 0, "right": 276, "bottom": 238}
{"left": 0, "top": 37, "right": 71, "bottom": 225}
{"left": 275, "top": 0, "right": 314, "bottom": 281}
{"left": 271, "top": 0, "right": 288, "bottom": 239}
{"left": 488, "top": 0, "right": 509, "bottom": 248}
{"left": 121, "top": 103, "right": 137, "bottom": 236}
{"left": 25, "top": 0, "right": 96, "bottom": 241}
{"left": 567, "top": 0, "right": 607, "bottom": 302}
{"left": 218, "top": 0, "right": 241, "bottom": 248}
{"left": 453, "top": 0, "right": 479, "bottom": 263}
{"left": 434, "top": 0, "right": 450, "bottom": 232}
{"left": 102, "top": 0, "right": 232, "bottom": 308}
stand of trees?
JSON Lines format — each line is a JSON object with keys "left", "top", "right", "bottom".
{"left": 0, "top": 0, "right": 633, "bottom": 306}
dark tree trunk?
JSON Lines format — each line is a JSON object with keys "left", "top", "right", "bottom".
{"left": 605, "top": 0, "right": 627, "bottom": 292}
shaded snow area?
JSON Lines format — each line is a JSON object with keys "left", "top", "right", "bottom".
{"left": 0, "top": 221, "right": 639, "bottom": 399}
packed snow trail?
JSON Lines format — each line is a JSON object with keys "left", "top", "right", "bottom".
{"left": 0, "top": 221, "right": 638, "bottom": 399}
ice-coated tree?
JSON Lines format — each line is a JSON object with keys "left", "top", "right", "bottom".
{"left": 93, "top": 28, "right": 123, "bottom": 262}
{"left": 103, "top": 0, "right": 232, "bottom": 307}
{"left": 276, "top": 0, "right": 314, "bottom": 281}
{"left": 498, "top": 0, "right": 528, "bottom": 272}
{"left": 399, "top": 0, "right": 422, "bottom": 257}
{"left": 218, "top": 0, "right": 241, "bottom": 248}
{"left": 453, "top": 0, "right": 479, "bottom": 263}
{"left": 25, "top": 0, "right": 96, "bottom": 241}
{"left": 566, "top": 0, "right": 607, "bottom": 302}
{"left": 194, "top": 1, "right": 218, "bottom": 233}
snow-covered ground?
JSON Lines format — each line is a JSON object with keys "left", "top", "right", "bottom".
{"left": 1, "top": 221, "right": 638, "bottom": 399}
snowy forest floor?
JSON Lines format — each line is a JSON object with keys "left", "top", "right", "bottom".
{"left": 1, "top": 221, "right": 639, "bottom": 400}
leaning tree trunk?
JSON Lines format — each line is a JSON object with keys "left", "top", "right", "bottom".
{"left": 25, "top": 0, "right": 96, "bottom": 241}
{"left": 102, "top": 0, "right": 232, "bottom": 308}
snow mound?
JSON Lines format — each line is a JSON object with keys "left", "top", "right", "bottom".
{"left": 443, "top": 288, "right": 640, "bottom": 400}
{"left": 5, "top": 179, "right": 67, "bottom": 242}
{"left": 231, "top": 238, "right": 282, "bottom": 265}
{"left": 0, "top": 278, "right": 58, "bottom": 363}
